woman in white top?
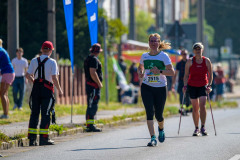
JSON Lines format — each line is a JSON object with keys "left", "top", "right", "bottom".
{"left": 138, "top": 33, "right": 175, "bottom": 146}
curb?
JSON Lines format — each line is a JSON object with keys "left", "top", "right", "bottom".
{"left": 0, "top": 115, "right": 145, "bottom": 150}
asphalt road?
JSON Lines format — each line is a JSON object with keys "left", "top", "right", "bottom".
{"left": 2, "top": 106, "right": 240, "bottom": 160}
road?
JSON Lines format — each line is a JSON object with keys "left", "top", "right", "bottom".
{"left": 2, "top": 106, "right": 240, "bottom": 160}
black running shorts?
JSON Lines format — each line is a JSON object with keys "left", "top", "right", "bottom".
{"left": 187, "top": 85, "right": 207, "bottom": 99}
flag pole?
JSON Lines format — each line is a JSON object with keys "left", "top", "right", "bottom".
{"left": 71, "top": 68, "right": 74, "bottom": 124}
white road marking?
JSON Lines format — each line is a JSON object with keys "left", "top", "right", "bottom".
{"left": 229, "top": 155, "right": 240, "bottom": 160}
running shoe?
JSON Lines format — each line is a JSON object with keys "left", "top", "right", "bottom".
{"left": 147, "top": 135, "right": 157, "bottom": 147}
{"left": 201, "top": 127, "right": 209, "bottom": 136}
{"left": 192, "top": 128, "right": 200, "bottom": 136}
{"left": 0, "top": 114, "right": 9, "bottom": 119}
{"left": 179, "top": 108, "right": 188, "bottom": 116}
{"left": 158, "top": 127, "right": 165, "bottom": 143}
{"left": 13, "top": 104, "right": 17, "bottom": 110}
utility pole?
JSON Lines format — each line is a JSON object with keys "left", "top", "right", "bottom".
{"left": 103, "top": 19, "right": 109, "bottom": 105}
{"left": 172, "top": 0, "right": 175, "bottom": 22}
{"left": 156, "top": 0, "right": 161, "bottom": 30}
{"left": 117, "top": 0, "right": 122, "bottom": 59}
{"left": 48, "top": 0, "right": 56, "bottom": 60}
{"left": 129, "top": 0, "right": 136, "bottom": 40}
{"left": 197, "top": 0, "right": 204, "bottom": 43}
{"left": 161, "top": 0, "right": 165, "bottom": 33}
{"left": 7, "top": 0, "right": 19, "bottom": 59}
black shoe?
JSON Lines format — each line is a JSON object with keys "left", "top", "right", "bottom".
{"left": 192, "top": 128, "right": 200, "bottom": 136}
{"left": 200, "top": 127, "right": 209, "bottom": 136}
{"left": 29, "top": 139, "right": 38, "bottom": 146}
{"left": 86, "top": 125, "right": 102, "bottom": 132}
{"left": 39, "top": 139, "right": 54, "bottom": 146}
{"left": 179, "top": 108, "right": 188, "bottom": 116}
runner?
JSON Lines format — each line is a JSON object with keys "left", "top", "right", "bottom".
{"left": 183, "top": 42, "right": 213, "bottom": 136}
{"left": 138, "top": 33, "right": 175, "bottom": 146}
{"left": 172, "top": 49, "right": 191, "bottom": 115}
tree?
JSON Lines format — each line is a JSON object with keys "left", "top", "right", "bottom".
{"left": 205, "top": 0, "right": 240, "bottom": 54}
{"left": 98, "top": 8, "right": 128, "bottom": 53}
{"left": 181, "top": 17, "right": 215, "bottom": 45}
{"left": 135, "top": 8, "right": 155, "bottom": 42}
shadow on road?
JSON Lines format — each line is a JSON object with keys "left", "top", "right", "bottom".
{"left": 126, "top": 138, "right": 149, "bottom": 140}
{"left": 70, "top": 146, "right": 147, "bottom": 151}
{"left": 166, "top": 136, "right": 193, "bottom": 138}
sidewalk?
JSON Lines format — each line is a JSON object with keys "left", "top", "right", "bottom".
{"left": 0, "top": 107, "right": 144, "bottom": 137}
{"left": 224, "top": 84, "right": 240, "bottom": 99}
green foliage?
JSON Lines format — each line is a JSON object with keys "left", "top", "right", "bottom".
{"left": 221, "top": 101, "right": 238, "bottom": 108}
{"left": 108, "top": 19, "right": 128, "bottom": 45}
{"left": 163, "top": 106, "right": 179, "bottom": 117}
{"left": 205, "top": 0, "right": 240, "bottom": 53}
{"left": 58, "top": 58, "right": 71, "bottom": 66}
{"left": 96, "top": 111, "right": 146, "bottom": 125}
{"left": 9, "top": 133, "right": 26, "bottom": 140}
{"left": 135, "top": 8, "right": 155, "bottom": 42}
{"left": 49, "top": 124, "right": 67, "bottom": 135}
{"left": 0, "top": 132, "right": 9, "bottom": 143}
{"left": 181, "top": 17, "right": 215, "bottom": 45}
{"left": 98, "top": 55, "right": 117, "bottom": 102}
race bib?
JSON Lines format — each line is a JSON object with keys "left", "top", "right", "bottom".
{"left": 147, "top": 74, "right": 160, "bottom": 83}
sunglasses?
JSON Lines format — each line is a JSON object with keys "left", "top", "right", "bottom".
{"left": 149, "top": 40, "right": 160, "bottom": 43}
{"left": 194, "top": 47, "right": 201, "bottom": 50}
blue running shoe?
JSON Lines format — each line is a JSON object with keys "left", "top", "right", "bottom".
{"left": 158, "top": 127, "right": 165, "bottom": 143}
{"left": 147, "top": 135, "right": 157, "bottom": 147}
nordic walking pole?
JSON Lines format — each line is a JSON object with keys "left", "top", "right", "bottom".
{"left": 207, "top": 93, "right": 217, "bottom": 136}
{"left": 178, "top": 92, "right": 185, "bottom": 135}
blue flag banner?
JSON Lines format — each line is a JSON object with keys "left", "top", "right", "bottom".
{"left": 85, "top": 0, "right": 98, "bottom": 45}
{"left": 164, "top": 49, "right": 181, "bottom": 55}
{"left": 63, "top": 0, "right": 74, "bottom": 73}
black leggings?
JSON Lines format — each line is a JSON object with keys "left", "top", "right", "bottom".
{"left": 141, "top": 83, "right": 167, "bottom": 122}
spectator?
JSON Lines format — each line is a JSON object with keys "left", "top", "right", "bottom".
{"left": 209, "top": 70, "right": 216, "bottom": 100}
{"left": 84, "top": 43, "right": 103, "bottom": 132}
{"left": 26, "top": 41, "right": 63, "bottom": 146}
{"left": 129, "top": 61, "right": 139, "bottom": 104}
{"left": 117, "top": 56, "right": 127, "bottom": 102}
{"left": 0, "top": 39, "right": 15, "bottom": 119}
{"left": 215, "top": 63, "right": 225, "bottom": 101}
{"left": 12, "top": 48, "right": 28, "bottom": 110}
{"left": 166, "top": 76, "right": 177, "bottom": 101}
{"left": 172, "top": 49, "right": 191, "bottom": 115}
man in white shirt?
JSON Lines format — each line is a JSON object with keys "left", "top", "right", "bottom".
{"left": 12, "top": 48, "right": 28, "bottom": 110}
{"left": 26, "top": 41, "right": 63, "bottom": 146}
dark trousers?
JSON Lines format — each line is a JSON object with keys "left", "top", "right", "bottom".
{"left": 12, "top": 76, "right": 25, "bottom": 108}
{"left": 86, "top": 84, "right": 100, "bottom": 127}
{"left": 177, "top": 82, "right": 191, "bottom": 107}
{"left": 141, "top": 83, "right": 167, "bottom": 122}
{"left": 28, "top": 82, "right": 55, "bottom": 140}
